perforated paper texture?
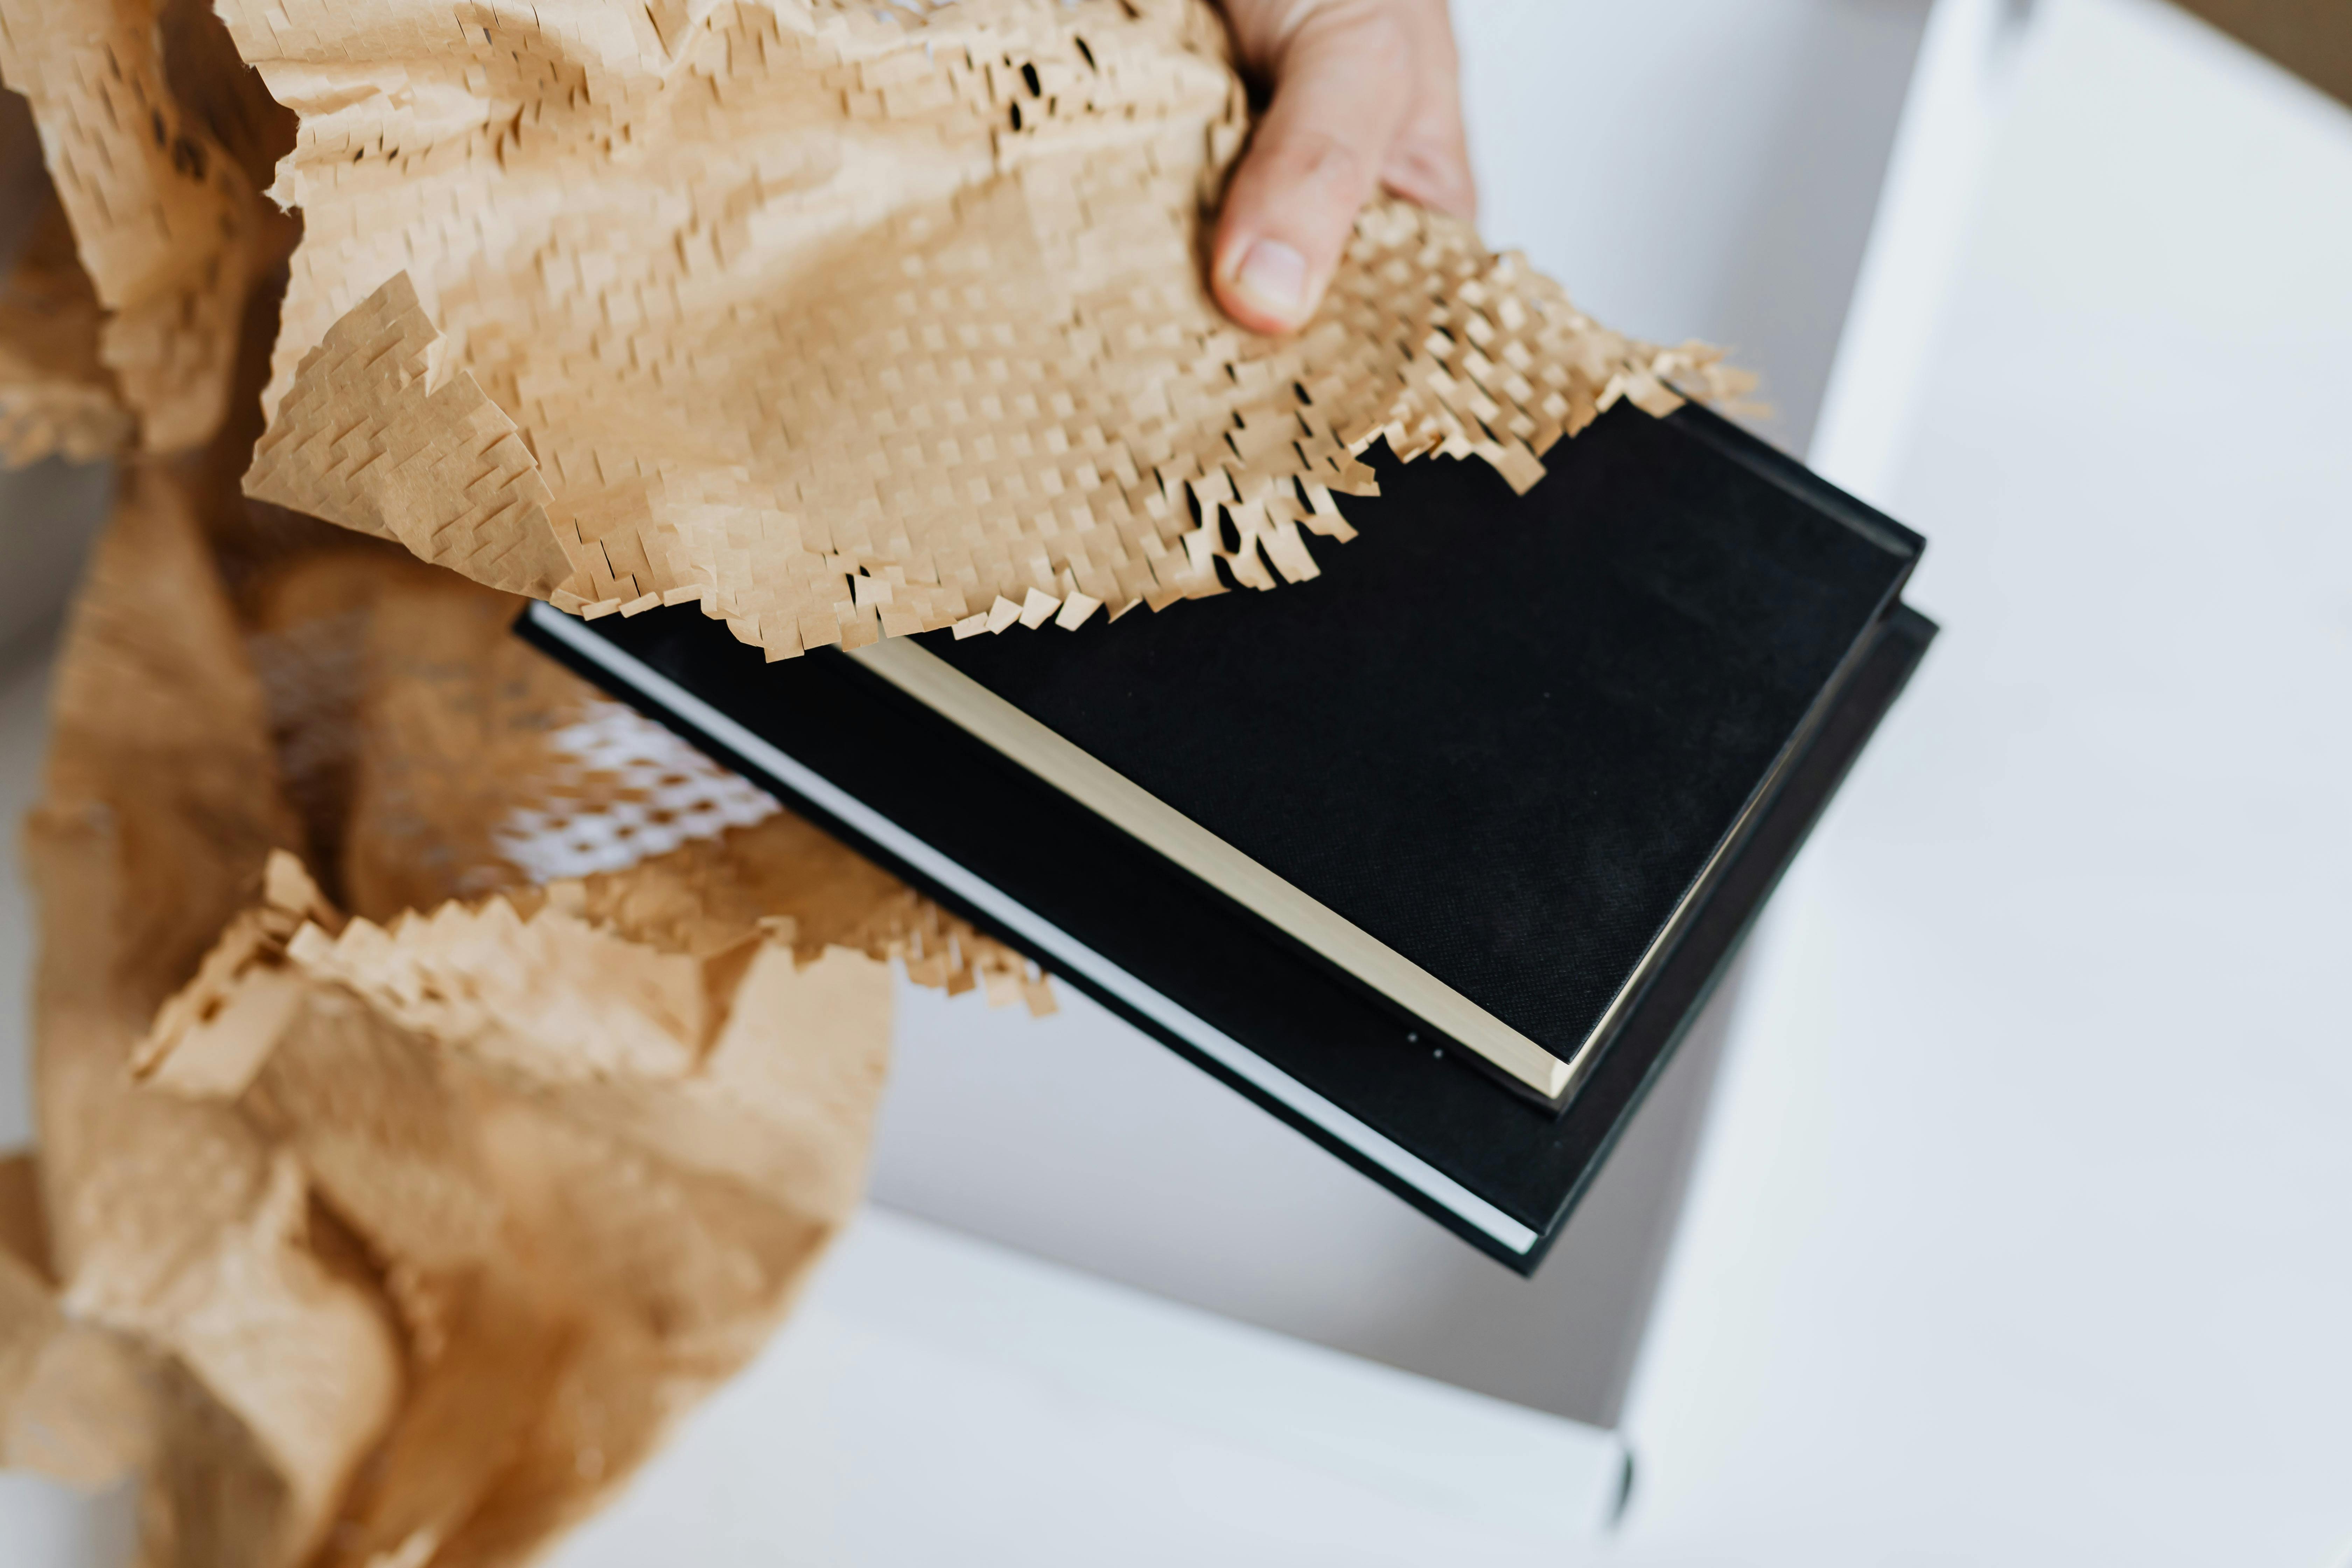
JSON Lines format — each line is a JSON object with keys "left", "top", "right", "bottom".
{"left": 223, "top": 0, "right": 1745, "bottom": 660}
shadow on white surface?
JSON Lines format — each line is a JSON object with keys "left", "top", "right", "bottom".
{"left": 1462, "top": 0, "right": 1932, "bottom": 456}
{"left": 1, "top": 650, "right": 58, "bottom": 1150}
{"left": 869, "top": 962, "right": 1742, "bottom": 1430}
{"left": 0, "top": 1473, "right": 136, "bottom": 1568}
{"left": 554, "top": 1210, "right": 1623, "bottom": 1568}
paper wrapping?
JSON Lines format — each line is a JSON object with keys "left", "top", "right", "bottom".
{"left": 0, "top": 0, "right": 300, "bottom": 471}
{"left": 0, "top": 1, "right": 1748, "bottom": 1558}
{"left": 3, "top": 0, "right": 1748, "bottom": 652}
{"left": 0, "top": 158, "right": 129, "bottom": 467}
{"left": 1, "top": 446, "right": 1045, "bottom": 1566}
{"left": 235, "top": 536, "right": 1046, "bottom": 1014}
{"left": 0, "top": 0, "right": 283, "bottom": 456}
{"left": 210, "top": 0, "right": 1747, "bottom": 657}
{"left": 20, "top": 465, "right": 405, "bottom": 1566}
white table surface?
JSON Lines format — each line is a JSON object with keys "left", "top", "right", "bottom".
{"left": 0, "top": 1204, "right": 1623, "bottom": 1568}
{"left": 551, "top": 1209, "right": 1621, "bottom": 1568}
{"left": 1610, "top": 0, "right": 2352, "bottom": 1562}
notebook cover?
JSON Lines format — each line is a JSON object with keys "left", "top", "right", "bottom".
{"left": 518, "top": 403, "right": 1934, "bottom": 1270}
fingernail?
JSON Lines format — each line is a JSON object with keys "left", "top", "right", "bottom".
{"left": 1231, "top": 238, "right": 1309, "bottom": 323}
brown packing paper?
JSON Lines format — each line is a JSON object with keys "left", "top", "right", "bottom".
{"left": 0, "top": 0, "right": 299, "bottom": 474}
{"left": 0, "top": 113, "right": 130, "bottom": 468}
{"left": 217, "top": 0, "right": 1748, "bottom": 659}
{"left": 0, "top": 201, "right": 128, "bottom": 469}
{"left": 236, "top": 537, "right": 1046, "bottom": 1011}
{"left": 131, "top": 846, "right": 898, "bottom": 1568}
{"left": 0, "top": 1152, "right": 153, "bottom": 1488}
{"left": 9, "top": 455, "right": 1051, "bottom": 1567}
{"left": 0, "top": 453, "right": 1032, "bottom": 1565}
{"left": 25, "top": 464, "right": 404, "bottom": 1567}
{"left": 0, "top": 0, "right": 279, "bottom": 456}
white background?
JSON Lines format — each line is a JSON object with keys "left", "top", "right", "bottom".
{"left": 1618, "top": 0, "right": 2352, "bottom": 1561}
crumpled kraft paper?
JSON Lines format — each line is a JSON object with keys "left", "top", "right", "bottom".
{"left": 2, "top": 453, "right": 1047, "bottom": 1568}
{"left": 19, "top": 464, "right": 407, "bottom": 1568}
{"left": 0, "top": 1, "right": 1743, "bottom": 1558}
{"left": 236, "top": 534, "right": 1049, "bottom": 1013}
{"left": 0, "top": 0, "right": 293, "bottom": 456}
{"left": 206, "top": 0, "right": 1748, "bottom": 658}
{"left": 0, "top": 94, "right": 130, "bottom": 468}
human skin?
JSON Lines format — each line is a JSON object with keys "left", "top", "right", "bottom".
{"left": 1210, "top": 0, "right": 1477, "bottom": 334}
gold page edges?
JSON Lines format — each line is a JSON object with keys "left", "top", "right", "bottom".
{"left": 850, "top": 637, "right": 1576, "bottom": 1100}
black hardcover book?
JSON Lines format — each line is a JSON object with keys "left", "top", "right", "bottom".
{"left": 519, "top": 402, "right": 1935, "bottom": 1272}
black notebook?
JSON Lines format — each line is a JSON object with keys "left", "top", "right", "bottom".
{"left": 519, "top": 402, "right": 1934, "bottom": 1271}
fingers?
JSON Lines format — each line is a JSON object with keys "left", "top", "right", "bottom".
{"left": 1211, "top": 5, "right": 1416, "bottom": 335}
{"left": 1377, "top": 11, "right": 1475, "bottom": 222}
{"left": 1212, "top": 1, "right": 1477, "bottom": 335}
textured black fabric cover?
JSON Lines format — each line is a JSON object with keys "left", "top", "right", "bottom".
{"left": 522, "top": 402, "right": 1934, "bottom": 1268}
{"left": 933, "top": 404, "right": 1912, "bottom": 1064}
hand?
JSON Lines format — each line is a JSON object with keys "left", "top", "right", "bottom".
{"left": 1210, "top": 0, "right": 1476, "bottom": 335}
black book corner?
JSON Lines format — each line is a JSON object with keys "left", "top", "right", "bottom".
{"left": 519, "top": 402, "right": 1937, "bottom": 1274}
